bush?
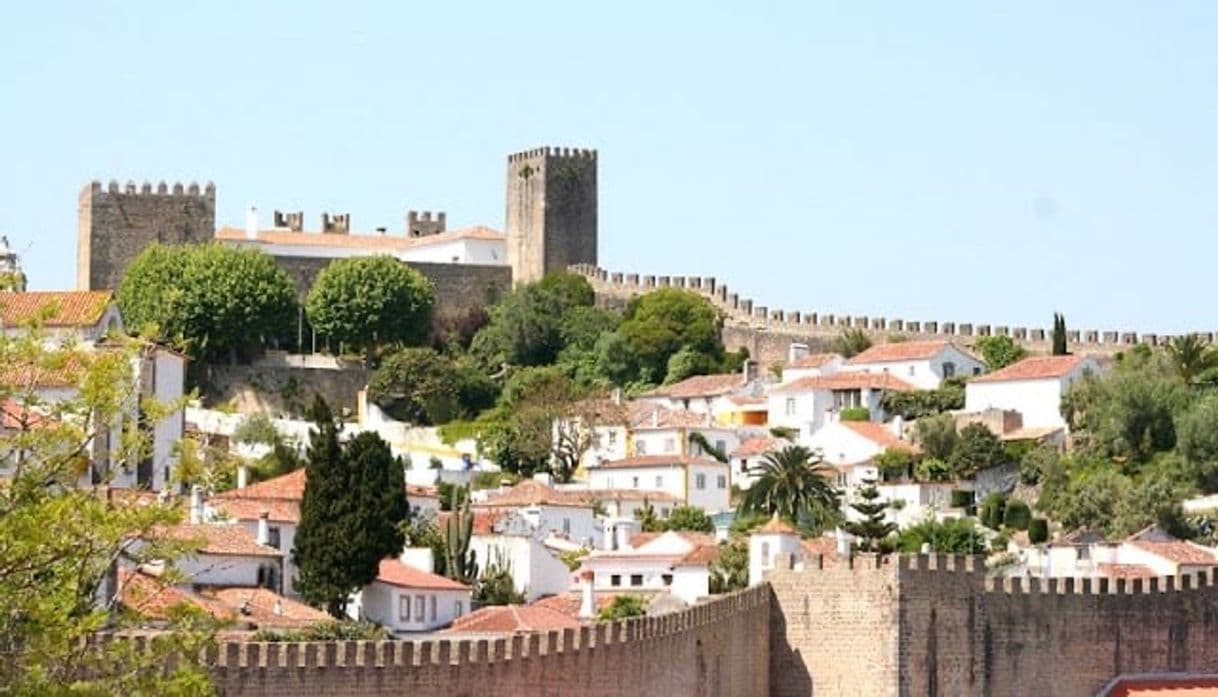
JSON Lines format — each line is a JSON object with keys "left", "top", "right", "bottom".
{"left": 597, "top": 594, "right": 647, "bottom": 622}
{"left": 251, "top": 621, "right": 387, "bottom": 642}
{"left": 979, "top": 493, "right": 1006, "bottom": 530}
{"left": 232, "top": 412, "right": 278, "bottom": 446}
{"left": 1019, "top": 445, "right": 1060, "bottom": 486}
{"left": 915, "top": 457, "right": 952, "bottom": 483}
{"left": 839, "top": 406, "right": 870, "bottom": 422}
{"left": 874, "top": 448, "right": 915, "bottom": 480}
{"left": 950, "top": 423, "right": 1006, "bottom": 477}
{"left": 1028, "top": 518, "right": 1049, "bottom": 544}
{"left": 1003, "top": 500, "right": 1031, "bottom": 530}
{"left": 950, "top": 489, "right": 974, "bottom": 509}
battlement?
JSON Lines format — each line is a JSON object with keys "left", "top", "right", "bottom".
{"left": 406, "top": 210, "right": 447, "bottom": 237}
{"left": 507, "top": 146, "right": 598, "bottom": 163}
{"left": 320, "top": 212, "right": 351, "bottom": 234}
{"left": 569, "top": 264, "right": 1211, "bottom": 356}
{"left": 272, "top": 210, "right": 304, "bottom": 232}
{"left": 83, "top": 179, "right": 215, "bottom": 200}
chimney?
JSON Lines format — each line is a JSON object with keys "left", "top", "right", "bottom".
{"left": 237, "top": 464, "right": 249, "bottom": 490}
{"left": 578, "top": 569, "right": 596, "bottom": 620}
{"left": 244, "top": 206, "right": 259, "bottom": 240}
{"left": 256, "top": 511, "right": 271, "bottom": 546}
{"left": 615, "top": 518, "right": 637, "bottom": 551}
{"left": 189, "top": 485, "right": 204, "bottom": 525}
{"left": 399, "top": 547, "right": 435, "bottom": 574}
{"left": 273, "top": 598, "right": 283, "bottom": 616}
{"left": 714, "top": 524, "right": 729, "bottom": 543}
{"left": 788, "top": 343, "right": 809, "bottom": 364}
{"left": 890, "top": 415, "right": 904, "bottom": 439}
{"left": 532, "top": 472, "right": 553, "bottom": 486}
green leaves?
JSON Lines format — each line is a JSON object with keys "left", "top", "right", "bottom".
{"left": 738, "top": 445, "right": 840, "bottom": 532}
{"left": 974, "top": 335, "right": 1027, "bottom": 371}
{"left": 306, "top": 256, "right": 435, "bottom": 356}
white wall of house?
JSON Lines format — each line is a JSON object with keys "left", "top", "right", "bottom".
{"left": 782, "top": 356, "right": 844, "bottom": 383}
{"left": 360, "top": 581, "right": 470, "bottom": 634}
{"left": 174, "top": 552, "right": 279, "bottom": 589}
{"left": 844, "top": 346, "right": 985, "bottom": 390}
{"left": 670, "top": 564, "right": 709, "bottom": 604}
{"left": 686, "top": 462, "right": 730, "bottom": 512}
{"left": 806, "top": 422, "right": 890, "bottom": 469}
{"left": 589, "top": 465, "right": 686, "bottom": 502}
{"left": 398, "top": 238, "right": 504, "bottom": 265}
{"left": 148, "top": 349, "right": 186, "bottom": 492}
{"left": 470, "top": 534, "right": 572, "bottom": 602}
{"left": 748, "top": 532, "right": 804, "bottom": 587}
{"left": 235, "top": 520, "right": 299, "bottom": 596}
{"left": 964, "top": 359, "right": 1097, "bottom": 430}
{"left": 515, "top": 504, "right": 599, "bottom": 548}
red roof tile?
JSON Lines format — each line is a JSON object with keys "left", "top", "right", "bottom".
{"left": 201, "top": 587, "right": 331, "bottom": 628}
{"left": 1097, "top": 563, "right": 1157, "bottom": 579}
{"left": 1128, "top": 541, "right": 1218, "bottom": 566}
{"left": 475, "top": 480, "right": 594, "bottom": 509}
{"left": 641, "top": 373, "right": 745, "bottom": 400}
{"left": 769, "top": 373, "right": 916, "bottom": 393}
{"left": 118, "top": 568, "right": 234, "bottom": 621}
{"left": 436, "top": 510, "right": 506, "bottom": 535}
{"left": 577, "top": 488, "right": 680, "bottom": 503}
{"left": 376, "top": 559, "right": 470, "bottom": 591}
{"left": 757, "top": 516, "right": 798, "bottom": 535}
{"left": 788, "top": 353, "right": 842, "bottom": 369}
{"left": 212, "top": 498, "right": 300, "bottom": 525}
{"left": 215, "top": 469, "right": 306, "bottom": 501}
{"left": 629, "top": 531, "right": 717, "bottom": 549}
{"left": 446, "top": 604, "right": 581, "bottom": 633}
{"left": 969, "top": 355, "right": 1088, "bottom": 383}
{"left": 630, "top": 406, "right": 714, "bottom": 429}
{"left": 731, "top": 436, "right": 790, "bottom": 458}
{"left": 0, "top": 291, "right": 113, "bottom": 327}
{"left": 1105, "top": 676, "right": 1218, "bottom": 697}
{"left": 846, "top": 340, "right": 957, "bottom": 364}
{"left": 530, "top": 592, "right": 625, "bottom": 619}
{"left": 840, "top": 421, "right": 918, "bottom": 452}
{"left": 597, "top": 454, "right": 728, "bottom": 470}
{"left": 676, "top": 544, "right": 720, "bottom": 565}
{"left": 160, "top": 523, "right": 282, "bottom": 558}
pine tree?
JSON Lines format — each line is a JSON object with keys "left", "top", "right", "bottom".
{"left": 1052, "top": 313, "right": 1068, "bottom": 356}
{"left": 843, "top": 477, "right": 897, "bottom": 552}
{"left": 294, "top": 396, "right": 410, "bottom": 617}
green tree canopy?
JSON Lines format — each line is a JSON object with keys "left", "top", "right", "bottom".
{"left": 895, "top": 518, "right": 986, "bottom": 554}
{"left": 1165, "top": 334, "right": 1218, "bottom": 386}
{"left": 367, "top": 347, "right": 460, "bottom": 425}
{"left": 949, "top": 423, "right": 1006, "bottom": 477}
{"left": 739, "top": 446, "right": 840, "bottom": 533}
{"left": 913, "top": 413, "right": 959, "bottom": 461}
{"left": 843, "top": 477, "right": 896, "bottom": 551}
{"left": 974, "top": 335, "right": 1028, "bottom": 371}
{"left": 117, "top": 243, "right": 298, "bottom": 361}
{"left": 664, "top": 505, "right": 716, "bottom": 532}
{"left": 617, "top": 288, "right": 723, "bottom": 384}
{"left": 305, "top": 256, "right": 435, "bottom": 356}
{"left": 469, "top": 272, "right": 598, "bottom": 371}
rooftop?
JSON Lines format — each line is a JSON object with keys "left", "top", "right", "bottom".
{"left": 969, "top": 354, "right": 1089, "bottom": 383}
{"left": 640, "top": 373, "right": 745, "bottom": 400}
{"left": 769, "top": 372, "right": 916, "bottom": 393}
{"left": 215, "top": 224, "right": 503, "bottom": 251}
{"left": 376, "top": 558, "right": 470, "bottom": 591}
{"left": 160, "top": 523, "right": 282, "bottom": 558}
{"left": 845, "top": 340, "right": 958, "bottom": 364}
{"left": 731, "top": 436, "right": 791, "bottom": 458}
{"left": 839, "top": 421, "right": 918, "bottom": 452}
{"left": 596, "top": 454, "right": 727, "bottom": 470}
{"left": 446, "top": 604, "right": 580, "bottom": 633}
{"left": 787, "top": 353, "right": 842, "bottom": 369}
{"left": 215, "top": 468, "right": 306, "bottom": 501}
{"left": 474, "top": 479, "right": 594, "bottom": 509}
{"left": 0, "top": 291, "right": 113, "bottom": 328}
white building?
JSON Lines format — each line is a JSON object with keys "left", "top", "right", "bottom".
{"left": 767, "top": 373, "right": 914, "bottom": 441}
{"left": 1021, "top": 526, "right": 1218, "bottom": 580}
{"left": 216, "top": 221, "right": 507, "bottom": 267}
{"left": 729, "top": 436, "right": 793, "bottom": 490}
{"left": 965, "top": 355, "right": 1101, "bottom": 431}
{"left": 361, "top": 558, "right": 472, "bottom": 634}
{"left": 469, "top": 527, "right": 574, "bottom": 602}
{"left": 588, "top": 454, "right": 731, "bottom": 513}
{"left": 842, "top": 340, "right": 985, "bottom": 390}
{"left": 806, "top": 419, "right": 915, "bottom": 474}
{"left": 781, "top": 349, "right": 845, "bottom": 383}
{"left": 635, "top": 367, "right": 762, "bottom": 421}
{"left": 474, "top": 479, "right": 601, "bottom": 548}
{"left": 577, "top": 531, "right": 716, "bottom": 604}
{"left": 748, "top": 519, "right": 844, "bottom": 587}
{"left": 0, "top": 290, "right": 122, "bottom": 342}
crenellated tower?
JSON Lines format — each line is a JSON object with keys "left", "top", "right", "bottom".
{"left": 77, "top": 180, "right": 215, "bottom": 291}
{"left": 505, "top": 146, "right": 597, "bottom": 285}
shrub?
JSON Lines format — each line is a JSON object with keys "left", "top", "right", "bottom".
{"left": 915, "top": 457, "right": 952, "bottom": 483}
{"left": 979, "top": 493, "right": 1006, "bottom": 530}
{"left": 950, "top": 489, "right": 974, "bottom": 509}
{"left": 597, "top": 594, "right": 647, "bottom": 622}
{"left": 1028, "top": 518, "right": 1049, "bottom": 544}
{"left": 1003, "top": 500, "right": 1031, "bottom": 530}
{"left": 251, "top": 621, "right": 387, "bottom": 642}
{"left": 875, "top": 448, "right": 915, "bottom": 480}
{"left": 839, "top": 406, "right": 870, "bottom": 422}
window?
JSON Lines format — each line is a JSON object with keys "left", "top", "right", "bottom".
{"left": 632, "top": 476, "right": 640, "bottom": 488}
{"left": 399, "top": 596, "right": 411, "bottom": 621}
{"left": 660, "top": 506, "right": 670, "bottom": 517}
{"left": 606, "top": 476, "right": 614, "bottom": 488}
{"left": 630, "top": 574, "right": 643, "bottom": 587}
{"left": 942, "top": 362, "right": 956, "bottom": 378}
{"left": 717, "top": 474, "right": 727, "bottom": 489}
{"left": 662, "top": 574, "right": 673, "bottom": 586}
{"left": 608, "top": 431, "right": 617, "bottom": 446}
{"left": 908, "top": 365, "right": 916, "bottom": 377}
{"left": 610, "top": 574, "right": 622, "bottom": 587}
{"left": 267, "top": 527, "right": 282, "bottom": 549}
{"left": 663, "top": 438, "right": 676, "bottom": 453}
{"left": 833, "top": 390, "right": 862, "bottom": 409}
{"left": 430, "top": 595, "right": 437, "bottom": 622}
{"left": 454, "top": 601, "right": 464, "bottom": 617}
{"left": 415, "top": 595, "right": 425, "bottom": 622}
{"left": 655, "top": 475, "right": 663, "bottom": 488}
{"left": 636, "top": 440, "right": 647, "bottom": 455}
{"left": 973, "top": 367, "right": 982, "bottom": 376}
{"left": 562, "top": 517, "right": 571, "bottom": 534}
{"left": 785, "top": 398, "right": 796, "bottom": 416}
{"left": 695, "top": 473, "right": 706, "bottom": 489}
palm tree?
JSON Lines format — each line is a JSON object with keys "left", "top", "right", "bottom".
{"left": 1165, "top": 334, "right": 1218, "bottom": 385}
{"left": 739, "top": 446, "right": 840, "bottom": 529}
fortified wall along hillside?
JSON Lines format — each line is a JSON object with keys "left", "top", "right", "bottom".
{"left": 569, "top": 265, "right": 1211, "bottom": 365}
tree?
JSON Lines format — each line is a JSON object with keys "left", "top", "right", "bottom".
{"left": 979, "top": 493, "right": 1007, "bottom": 529}
{"left": 469, "top": 272, "right": 598, "bottom": 371}
{"left": 895, "top": 518, "right": 986, "bottom": 554}
{"left": 616, "top": 288, "right": 724, "bottom": 384}
{"left": 1176, "top": 393, "right": 1218, "bottom": 491}
{"left": 949, "top": 423, "right": 1006, "bottom": 477}
{"left": 913, "top": 413, "right": 958, "bottom": 461}
{"left": 634, "top": 498, "right": 665, "bottom": 533}
{"left": 834, "top": 328, "right": 872, "bottom": 359}
{"left": 665, "top": 505, "right": 715, "bottom": 533}
{"left": 883, "top": 379, "right": 966, "bottom": 420}
{"left": 1052, "top": 313, "right": 1068, "bottom": 356}
{"left": 739, "top": 446, "right": 840, "bottom": 532}
{"left": 975, "top": 335, "right": 1027, "bottom": 371}
{"left": 232, "top": 411, "right": 278, "bottom": 446}
{"left": 293, "top": 399, "right": 410, "bottom": 616}
{"left": 843, "top": 477, "right": 896, "bottom": 551}
{"left": 0, "top": 319, "right": 217, "bottom": 692}
{"left": 367, "top": 347, "right": 460, "bottom": 425}
{"left": 597, "top": 594, "right": 647, "bottom": 621}
{"left": 305, "top": 256, "right": 435, "bottom": 357}
{"left": 473, "top": 547, "right": 524, "bottom": 605}
{"left": 477, "top": 367, "right": 589, "bottom": 481}
{"left": 1165, "top": 334, "right": 1218, "bottom": 386}
{"left": 708, "top": 539, "right": 748, "bottom": 593}
{"left": 117, "top": 243, "right": 298, "bottom": 362}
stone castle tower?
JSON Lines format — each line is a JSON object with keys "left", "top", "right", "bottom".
{"left": 76, "top": 180, "right": 215, "bottom": 291}
{"left": 505, "top": 147, "right": 598, "bottom": 285}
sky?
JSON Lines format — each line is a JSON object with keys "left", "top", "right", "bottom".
{"left": 1, "top": 2, "right": 1216, "bottom": 334}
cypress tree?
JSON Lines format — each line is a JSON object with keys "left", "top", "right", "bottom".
{"left": 294, "top": 396, "right": 410, "bottom": 617}
{"left": 843, "top": 477, "right": 897, "bottom": 552}
{"left": 1052, "top": 313, "right": 1068, "bottom": 356}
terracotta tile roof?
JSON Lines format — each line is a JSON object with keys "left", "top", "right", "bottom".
{"left": 597, "top": 454, "right": 727, "bottom": 470}
{"left": 788, "top": 353, "right": 842, "bottom": 369}
{"left": 200, "top": 587, "right": 331, "bottom": 628}
{"left": 1128, "top": 541, "right": 1218, "bottom": 566}
{"left": 757, "top": 516, "right": 798, "bottom": 535}
{"left": 0, "top": 291, "right": 113, "bottom": 327}
{"left": 0, "top": 400, "right": 50, "bottom": 430}
{"left": 675, "top": 544, "right": 720, "bottom": 566}
{"left": 161, "top": 523, "right": 282, "bottom": 558}
{"left": 118, "top": 568, "right": 234, "bottom": 621}
{"left": 215, "top": 225, "right": 503, "bottom": 250}
{"left": 0, "top": 354, "right": 90, "bottom": 388}
{"left": 731, "top": 436, "right": 790, "bottom": 458}
{"left": 840, "top": 421, "right": 919, "bottom": 453}
{"left": 630, "top": 406, "right": 714, "bottom": 430}
{"left": 969, "top": 355, "right": 1088, "bottom": 383}
{"left": 769, "top": 372, "right": 916, "bottom": 394}
{"left": 376, "top": 558, "right": 470, "bottom": 591}
{"left": 801, "top": 536, "right": 841, "bottom": 558}
{"left": 212, "top": 498, "right": 300, "bottom": 525}
{"left": 474, "top": 480, "right": 594, "bottom": 509}
{"left": 1104, "top": 676, "right": 1218, "bottom": 697}
{"left": 629, "top": 531, "right": 718, "bottom": 549}
{"left": 577, "top": 488, "right": 681, "bottom": 503}
{"left": 407, "top": 484, "right": 439, "bottom": 499}
{"left": 446, "top": 604, "right": 581, "bottom": 633}
{"left": 214, "top": 469, "right": 306, "bottom": 501}
{"left": 1097, "top": 563, "right": 1157, "bottom": 579}
{"left": 530, "top": 592, "right": 624, "bottom": 619}
{"left": 437, "top": 510, "right": 505, "bottom": 535}
{"left": 640, "top": 373, "right": 745, "bottom": 400}
{"left": 846, "top": 340, "right": 957, "bottom": 364}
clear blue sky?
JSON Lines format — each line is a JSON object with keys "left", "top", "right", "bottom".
{"left": 2, "top": 2, "right": 1215, "bottom": 333}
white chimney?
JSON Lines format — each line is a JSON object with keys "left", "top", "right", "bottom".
{"left": 615, "top": 518, "right": 637, "bottom": 551}
{"left": 890, "top": 415, "right": 904, "bottom": 439}
{"left": 578, "top": 570, "right": 596, "bottom": 620}
{"left": 256, "top": 511, "right": 271, "bottom": 546}
{"left": 788, "top": 343, "right": 809, "bottom": 363}
{"left": 532, "top": 472, "right": 553, "bottom": 486}
{"left": 245, "top": 206, "right": 259, "bottom": 240}
{"left": 273, "top": 598, "right": 283, "bottom": 616}
{"left": 189, "top": 485, "right": 204, "bottom": 525}
{"left": 602, "top": 520, "right": 616, "bottom": 550}
{"left": 236, "top": 464, "right": 249, "bottom": 490}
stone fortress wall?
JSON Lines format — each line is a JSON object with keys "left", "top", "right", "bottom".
{"left": 205, "top": 584, "right": 771, "bottom": 697}
{"left": 569, "top": 264, "right": 1207, "bottom": 365}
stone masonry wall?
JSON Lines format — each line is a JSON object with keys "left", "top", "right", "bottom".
{"left": 207, "top": 585, "right": 770, "bottom": 697}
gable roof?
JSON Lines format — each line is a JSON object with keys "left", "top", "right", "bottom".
{"left": 211, "top": 497, "right": 301, "bottom": 525}
{"left": 200, "top": 587, "right": 331, "bottom": 628}
{"left": 160, "top": 523, "right": 282, "bottom": 557}
{"left": 474, "top": 479, "right": 594, "bottom": 509}
{"left": 215, "top": 468, "right": 306, "bottom": 501}
{"left": 597, "top": 454, "right": 727, "bottom": 470}
{"left": 969, "top": 355, "right": 1088, "bottom": 383}
{"left": 731, "top": 436, "right": 791, "bottom": 458}
{"left": 840, "top": 421, "right": 918, "bottom": 453}
{"left": 446, "top": 604, "right": 580, "bottom": 633}
{"left": 640, "top": 373, "right": 744, "bottom": 400}
{"left": 788, "top": 353, "right": 842, "bottom": 369}
{"left": 630, "top": 406, "right": 713, "bottom": 430}
{"left": 0, "top": 291, "right": 114, "bottom": 328}
{"left": 769, "top": 372, "right": 916, "bottom": 394}
{"left": 628, "top": 531, "right": 717, "bottom": 549}
{"left": 757, "top": 516, "right": 798, "bottom": 535}
{"left": 846, "top": 340, "right": 958, "bottom": 365}
{"left": 376, "top": 558, "right": 470, "bottom": 591}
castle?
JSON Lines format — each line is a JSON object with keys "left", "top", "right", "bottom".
{"left": 75, "top": 146, "right": 600, "bottom": 314}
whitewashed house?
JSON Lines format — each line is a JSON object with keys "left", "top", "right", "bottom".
{"left": 212, "top": 468, "right": 306, "bottom": 596}
{"left": 807, "top": 420, "right": 915, "bottom": 474}
{"left": 635, "top": 365, "right": 763, "bottom": 422}
{"left": 588, "top": 454, "right": 731, "bottom": 513}
{"left": 1021, "top": 526, "right": 1218, "bottom": 580}
{"left": 842, "top": 340, "right": 985, "bottom": 390}
{"left": 781, "top": 347, "right": 845, "bottom": 383}
{"left": 965, "top": 355, "right": 1101, "bottom": 431}
{"left": 767, "top": 373, "right": 915, "bottom": 441}
{"left": 730, "top": 436, "right": 793, "bottom": 490}
{"left": 361, "top": 558, "right": 472, "bottom": 634}
{"left": 577, "top": 531, "right": 717, "bottom": 604}
{"left": 0, "top": 290, "right": 123, "bottom": 342}
{"left": 469, "top": 521, "right": 574, "bottom": 602}
{"left": 748, "top": 519, "right": 845, "bottom": 587}
{"left": 474, "top": 479, "right": 601, "bottom": 547}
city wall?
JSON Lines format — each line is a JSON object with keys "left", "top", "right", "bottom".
{"left": 206, "top": 584, "right": 770, "bottom": 697}
{"left": 768, "top": 554, "right": 1218, "bottom": 697}
{"left": 570, "top": 265, "right": 1206, "bottom": 365}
